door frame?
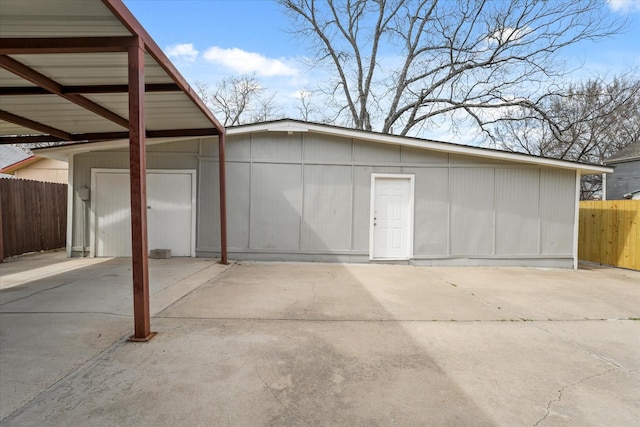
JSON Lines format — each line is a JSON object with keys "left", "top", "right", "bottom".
{"left": 90, "top": 168, "right": 197, "bottom": 257}
{"left": 369, "top": 173, "right": 415, "bottom": 261}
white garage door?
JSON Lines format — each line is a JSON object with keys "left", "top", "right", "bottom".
{"left": 91, "top": 169, "right": 196, "bottom": 257}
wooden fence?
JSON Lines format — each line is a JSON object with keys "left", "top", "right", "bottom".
{"left": 0, "top": 178, "right": 67, "bottom": 260}
{"left": 578, "top": 200, "right": 639, "bottom": 270}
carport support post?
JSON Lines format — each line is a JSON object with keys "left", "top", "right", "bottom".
{"left": 128, "top": 36, "right": 155, "bottom": 342}
{"left": 218, "top": 131, "right": 228, "bottom": 264}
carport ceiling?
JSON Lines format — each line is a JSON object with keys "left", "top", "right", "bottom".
{"left": 0, "top": 0, "right": 224, "bottom": 144}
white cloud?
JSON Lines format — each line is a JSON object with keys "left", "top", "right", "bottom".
{"left": 165, "top": 43, "right": 199, "bottom": 63}
{"left": 488, "top": 26, "right": 533, "bottom": 44}
{"left": 203, "top": 46, "right": 299, "bottom": 77}
{"left": 608, "top": 0, "right": 640, "bottom": 13}
{"left": 290, "top": 89, "right": 312, "bottom": 99}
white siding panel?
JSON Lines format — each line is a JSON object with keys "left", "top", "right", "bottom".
{"left": 226, "top": 135, "right": 251, "bottom": 159}
{"left": 301, "top": 165, "right": 352, "bottom": 250}
{"left": 406, "top": 167, "right": 449, "bottom": 256}
{"left": 251, "top": 133, "right": 302, "bottom": 160}
{"left": 95, "top": 172, "right": 131, "bottom": 257}
{"left": 450, "top": 168, "right": 494, "bottom": 255}
{"left": 540, "top": 169, "right": 575, "bottom": 255}
{"left": 495, "top": 169, "right": 540, "bottom": 255}
{"left": 304, "top": 134, "right": 352, "bottom": 162}
{"left": 401, "top": 147, "right": 449, "bottom": 164}
{"left": 250, "top": 163, "right": 302, "bottom": 249}
{"left": 354, "top": 140, "right": 401, "bottom": 162}
{"left": 227, "top": 162, "right": 251, "bottom": 249}
{"left": 197, "top": 161, "right": 219, "bottom": 249}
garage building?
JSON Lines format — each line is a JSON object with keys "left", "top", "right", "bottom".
{"left": 38, "top": 119, "right": 611, "bottom": 268}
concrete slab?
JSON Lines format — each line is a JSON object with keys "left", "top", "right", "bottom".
{"left": 1, "top": 257, "right": 639, "bottom": 426}
{"left": 0, "top": 254, "right": 230, "bottom": 420}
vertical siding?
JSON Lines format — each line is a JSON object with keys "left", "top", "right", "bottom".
{"left": 450, "top": 168, "right": 495, "bottom": 255}
{"left": 250, "top": 163, "right": 302, "bottom": 249}
{"left": 540, "top": 169, "right": 575, "bottom": 255}
{"left": 400, "top": 147, "right": 448, "bottom": 164}
{"left": 196, "top": 132, "right": 577, "bottom": 265}
{"left": 304, "top": 133, "right": 352, "bottom": 162}
{"left": 252, "top": 133, "right": 302, "bottom": 160}
{"left": 495, "top": 168, "right": 540, "bottom": 255}
{"left": 94, "top": 172, "right": 131, "bottom": 256}
{"left": 197, "top": 159, "right": 219, "bottom": 249}
{"left": 353, "top": 140, "right": 401, "bottom": 162}
{"left": 61, "top": 131, "right": 578, "bottom": 266}
{"left": 226, "top": 162, "right": 251, "bottom": 249}
{"left": 405, "top": 167, "right": 449, "bottom": 256}
{"left": 301, "top": 165, "right": 352, "bottom": 250}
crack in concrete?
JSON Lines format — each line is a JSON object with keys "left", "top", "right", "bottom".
{"left": 533, "top": 368, "right": 617, "bottom": 426}
{"left": 253, "top": 365, "right": 311, "bottom": 427}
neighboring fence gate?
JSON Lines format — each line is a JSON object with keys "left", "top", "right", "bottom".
{"left": 0, "top": 178, "right": 67, "bottom": 260}
{"left": 578, "top": 200, "right": 639, "bottom": 270}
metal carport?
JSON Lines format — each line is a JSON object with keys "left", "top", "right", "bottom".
{"left": 0, "top": 0, "right": 228, "bottom": 341}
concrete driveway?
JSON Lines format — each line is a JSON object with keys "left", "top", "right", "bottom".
{"left": 0, "top": 253, "right": 638, "bottom": 426}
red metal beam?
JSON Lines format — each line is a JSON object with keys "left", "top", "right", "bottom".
{"left": 218, "top": 132, "right": 228, "bottom": 264}
{"left": 0, "top": 37, "right": 136, "bottom": 54}
{"left": 127, "top": 36, "right": 155, "bottom": 342}
{"left": 101, "top": 0, "right": 225, "bottom": 135}
{"left": 0, "top": 128, "right": 220, "bottom": 144}
{"left": 0, "top": 109, "right": 71, "bottom": 140}
{"left": 0, "top": 83, "right": 181, "bottom": 96}
{"left": 0, "top": 55, "right": 129, "bottom": 129}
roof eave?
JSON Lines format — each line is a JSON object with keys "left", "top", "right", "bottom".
{"left": 227, "top": 119, "right": 614, "bottom": 174}
{"left": 0, "top": 155, "right": 38, "bottom": 173}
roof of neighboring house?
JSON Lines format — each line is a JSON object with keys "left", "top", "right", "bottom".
{"left": 35, "top": 118, "right": 613, "bottom": 175}
{"left": 0, "top": 154, "right": 39, "bottom": 174}
{"left": 0, "top": 145, "right": 30, "bottom": 169}
{"left": 604, "top": 141, "right": 640, "bottom": 164}
{"left": 623, "top": 189, "right": 640, "bottom": 199}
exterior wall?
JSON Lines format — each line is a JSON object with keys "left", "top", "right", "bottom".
{"left": 14, "top": 158, "right": 68, "bottom": 183}
{"left": 197, "top": 131, "right": 577, "bottom": 267}
{"left": 606, "top": 160, "right": 640, "bottom": 199}
{"left": 69, "top": 139, "right": 205, "bottom": 255}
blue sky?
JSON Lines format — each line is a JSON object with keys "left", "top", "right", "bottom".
{"left": 123, "top": 0, "right": 640, "bottom": 137}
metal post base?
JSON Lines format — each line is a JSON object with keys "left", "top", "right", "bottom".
{"left": 128, "top": 332, "right": 157, "bottom": 342}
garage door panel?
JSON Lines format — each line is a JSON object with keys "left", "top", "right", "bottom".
{"left": 147, "top": 173, "right": 193, "bottom": 256}
{"left": 92, "top": 170, "right": 194, "bottom": 257}
{"left": 95, "top": 172, "right": 131, "bottom": 257}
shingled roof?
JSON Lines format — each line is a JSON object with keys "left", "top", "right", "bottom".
{"left": 604, "top": 141, "right": 640, "bottom": 164}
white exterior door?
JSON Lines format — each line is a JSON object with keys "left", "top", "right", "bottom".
{"left": 91, "top": 170, "right": 196, "bottom": 257}
{"left": 370, "top": 175, "right": 414, "bottom": 260}
{"left": 146, "top": 173, "right": 194, "bottom": 256}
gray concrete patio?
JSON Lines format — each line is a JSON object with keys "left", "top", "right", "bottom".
{"left": 0, "top": 252, "right": 638, "bottom": 426}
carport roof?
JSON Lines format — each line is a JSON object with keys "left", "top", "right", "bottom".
{"left": 0, "top": 0, "right": 224, "bottom": 144}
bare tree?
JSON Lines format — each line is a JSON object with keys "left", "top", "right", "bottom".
{"left": 278, "top": 0, "right": 625, "bottom": 137}
{"left": 495, "top": 74, "right": 640, "bottom": 198}
{"left": 195, "top": 74, "right": 282, "bottom": 126}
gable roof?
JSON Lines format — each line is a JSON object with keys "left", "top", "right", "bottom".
{"left": 0, "top": 0, "right": 224, "bottom": 144}
{"left": 35, "top": 118, "right": 612, "bottom": 175}
{"left": 0, "top": 154, "right": 40, "bottom": 174}
{"left": 603, "top": 141, "right": 640, "bottom": 164}
{"left": 0, "top": 144, "right": 30, "bottom": 168}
